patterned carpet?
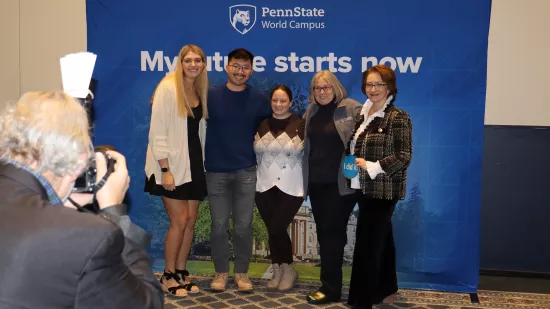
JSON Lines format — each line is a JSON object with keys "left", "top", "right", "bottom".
{"left": 161, "top": 276, "right": 550, "bottom": 309}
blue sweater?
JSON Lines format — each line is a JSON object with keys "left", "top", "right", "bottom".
{"left": 205, "top": 84, "right": 271, "bottom": 172}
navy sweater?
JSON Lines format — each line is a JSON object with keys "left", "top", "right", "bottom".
{"left": 205, "top": 84, "right": 271, "bottom": 172}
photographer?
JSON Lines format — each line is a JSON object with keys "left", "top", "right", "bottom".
{"left": 0, "top": 91, "right": 163, "bottom": 309}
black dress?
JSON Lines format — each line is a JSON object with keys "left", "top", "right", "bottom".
{"left": 144, "top": 104, "right": 207, "bottom": 201}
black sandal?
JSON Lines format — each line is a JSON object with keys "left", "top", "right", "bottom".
{"left": 175, "top": 269, "right": 200, "bottom": 293}
{"left": 160, "top": 271, "right": 188, "bottom": 297}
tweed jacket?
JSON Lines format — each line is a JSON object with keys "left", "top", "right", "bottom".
{"left": 348, "top": 103, "right": 412, "bottom": 200}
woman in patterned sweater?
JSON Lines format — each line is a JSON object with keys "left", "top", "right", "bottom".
{"left": 254, "top": 85, "right": 305, "bottom": 292}
{"left": 347, "top": 64, "right": 413, "bottom": 309}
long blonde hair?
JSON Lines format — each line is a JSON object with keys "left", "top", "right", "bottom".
{"left": 173, "top": 44, "right": 209, "bottom": 119}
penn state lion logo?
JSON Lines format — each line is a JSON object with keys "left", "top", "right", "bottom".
{"left": 229, "top": 5, "right": 257, "bottom": 35}
{"left": 233, "top": 10, "right": 250, "bottom": 27}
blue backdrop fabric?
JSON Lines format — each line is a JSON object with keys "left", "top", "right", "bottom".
{"left": 86, "top": 0, "right": 491, "bottom": 293}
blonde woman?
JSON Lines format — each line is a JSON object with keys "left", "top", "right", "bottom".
{"left": 144, "top": 44, "right": 208, "bottom": 297}
{"left": 302, "top": 70, "right": 362, "bottom": 305}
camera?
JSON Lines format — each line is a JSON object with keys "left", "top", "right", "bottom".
{"left": 73, "top": 145, "right": 117, "bottom": 193}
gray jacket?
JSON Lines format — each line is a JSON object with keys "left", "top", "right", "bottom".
{"left": 302, "top": 98, "right": 362, "bottom": 197}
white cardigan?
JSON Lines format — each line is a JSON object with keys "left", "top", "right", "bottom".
{"left": 144, "top": 75, "right": 206, "bottom": 186}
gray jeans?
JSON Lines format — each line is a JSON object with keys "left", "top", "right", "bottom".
{"left": 206, "top": 166, "right": 257, "bottom": 273}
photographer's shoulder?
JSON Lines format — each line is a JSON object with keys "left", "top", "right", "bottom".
{"left": 32, "top": 201, "right": 123, "bottom": 257}
{"left": 53, "top": 203, "right": 121, "bottom": 233}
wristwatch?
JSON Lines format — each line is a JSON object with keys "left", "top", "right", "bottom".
{"left": 161, "top": 167, "right": 169, "bottom": 173}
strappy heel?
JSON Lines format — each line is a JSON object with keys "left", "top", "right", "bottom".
{"left": 175, "top": 269, "right": 200, "bottom": 293}
{"left": 160, "top": 271, "right": 188, "bottom": 297}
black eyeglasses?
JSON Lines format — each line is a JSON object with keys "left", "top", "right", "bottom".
{"left": 228, "top": 63, "right": 252, "bottom": 72}
{"left": 363, "top": 83, "right": 387, "bottom": 90}
{"left": 313, "top": 85, "right": 333, "bottom": 93}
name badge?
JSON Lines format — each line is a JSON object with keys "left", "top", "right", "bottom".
{"left": 342, "top": 155, "right": 359, "bottom": 179}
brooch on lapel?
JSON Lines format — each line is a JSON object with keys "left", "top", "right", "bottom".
{"left": 378, "top": 128, "right": 383, "bottom": 133}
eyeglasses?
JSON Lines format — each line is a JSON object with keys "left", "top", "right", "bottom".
{"left": 363, "top": 83, "right": 387, "bottom": 90}
{"left": 313, "top": 85, "right": 333, "bottom": 93}
{"left": 229, "top": 63, "right": 252, "bottom": 72}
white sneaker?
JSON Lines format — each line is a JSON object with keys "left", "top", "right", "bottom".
{"left": 278, "top": 263, "right": 298, "bottom": 291}
{"left": 266, "top": 264, "right": 283, "bottom": 291}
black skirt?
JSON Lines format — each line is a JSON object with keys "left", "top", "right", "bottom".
{"left": 144, "top": 173, "right": 206, "bottom": 201}
{"left": 144, "top": 104, "right": 206, "bottom": 201}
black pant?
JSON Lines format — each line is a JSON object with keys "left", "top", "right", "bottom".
{"left": 256, "top": 186, "right": 304, "bottom": 264}
{"left": 348, "top": 196, "right": 399, "bottom": 308}
{"left": 309, "top": 183, "right": 357, "bottom": 299}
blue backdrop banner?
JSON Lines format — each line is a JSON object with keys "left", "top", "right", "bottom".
{"left": 86, "top": 0, "right": 491, "bottom": 293}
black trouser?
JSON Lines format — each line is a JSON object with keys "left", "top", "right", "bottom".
{"left": 256, "top": 186, "right": 304, "bottom": 264}
{"left": 308, "top": 183, "right": 357, "bottom": 299}
{"left": 348, "top": 195, "right": 399, "bottom": 308}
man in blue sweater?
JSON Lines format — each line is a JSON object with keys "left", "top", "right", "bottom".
{"left": 205, "top": 48, "right": 271, "bottom": 292}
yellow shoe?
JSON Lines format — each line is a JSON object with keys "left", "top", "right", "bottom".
{"left": 306, "top": 290, "right": 338, "bottom": 304}
{"left": 210, "top": 272, "right": 228, "bottom": 292}
{"left": 234, "top": 273, "right": 254, "bottom": 292}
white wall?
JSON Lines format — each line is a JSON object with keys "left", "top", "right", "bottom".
{"left": 0, "top": 0, "right": 86, "bottom": 111}
{"left": 0, "top": 0, "right": 20, "bottom": 109}
{"left": 1, "top": 0, "right": 549, "bottom": 126}
{"left": 485, "top": 0, "right": 550, "bottom": 126}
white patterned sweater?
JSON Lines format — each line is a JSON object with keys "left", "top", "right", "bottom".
{"left": 253, "top": 114, "right": 305, "bottom": 197}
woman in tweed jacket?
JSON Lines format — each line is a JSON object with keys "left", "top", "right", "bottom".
{"left": 346, "top": 65, "right": 412, "bottom": 309}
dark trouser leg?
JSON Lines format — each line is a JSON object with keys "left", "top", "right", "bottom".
{"left": 348, "top": 196, "right": 399, "bottom": 308}
{"left": 256, "top": 187, "right": 304, "bottom": 264}
{"left": 206, "top": 172, "right": 232, "bottom": 273}
{"left": 309, "top": 183, "right": 357, "bottom": 299}
{"left": 231, "top": 167, "right": 257, "bottom": 274}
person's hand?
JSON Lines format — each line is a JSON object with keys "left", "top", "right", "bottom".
{"left": 64, "top": 192, "right": 93, "bottom": 208}
{"left": 355, "top": 158, "right": 367, "bottom": 170}
{"left": 162, "top": 171, "right": 175, "bottom": 191}
{"left": 95, "top": 150, "right": 130, "bottom": 209}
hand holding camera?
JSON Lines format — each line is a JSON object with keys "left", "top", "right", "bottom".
{"left": 94, "top": 150, "right": 130, "bottom": 209}
{"left": 67, "top": 150, "right": 130, "bottom": 210}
